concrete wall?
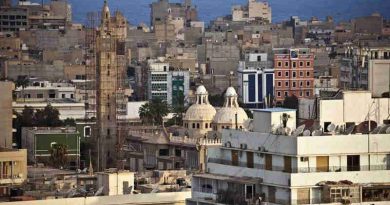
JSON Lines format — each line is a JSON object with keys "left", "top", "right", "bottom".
{"left": 1, "top": 192, "right": 191, "bottom": 205}
{"left": 369, "top": 59, "right": 390, "bottom": 98}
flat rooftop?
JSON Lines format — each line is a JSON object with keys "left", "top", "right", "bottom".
{"left": 253, "top": 107, "right": 296, "bottom": 112}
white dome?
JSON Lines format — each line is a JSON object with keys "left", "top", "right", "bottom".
{"left": 213, "top": 107, "right": 248, "bottom": 125}
{"left": 184, "top": 104, "right": 216, "bottom": 121}
{"left": 225, "top": 87, "right": 237, "bottom": 97}
{"left": 196, "top": 85, "right": 208, "bottom": 95}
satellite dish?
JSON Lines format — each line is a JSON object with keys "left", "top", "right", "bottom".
{"left": 303, "top": 130, "right": 311, "bottom": 136}
{"left": 379, "top": 125, "right": 390, "bottom": 134}
{"left": 386, "top": 127, "right": 390, "bottom": 134}
{"left": 94, "top": 186, "right": 104, "bottom": 196}
{"left": 312, "top": 130, "right": 323, "bottom": 136}
{"left": 371, "top": 126, "right": 382, "bottom": 134}
{"left": 285, "top": 127, "right": 292, "bottom": 135}
{"left": 277, "top": 127, "right": 285, "bottom": 135}
{"left": 343, "top": 125, "right": 355, "bottom": 135}
{"left": 292, "top": 125, "right": 305, "bottom": 137}
{"left": 327, "top": 123, "right": 336, "bottom": 132}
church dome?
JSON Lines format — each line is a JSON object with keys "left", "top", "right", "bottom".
{"left": 184, "top": 85, "right": 216, "bottom": 122}
{"left": 213, "top": 87, "right": 248, "bottom": 126}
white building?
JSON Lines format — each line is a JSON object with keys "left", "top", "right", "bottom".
{"left": 368, "top": 59, "right": 390, "bottom": 97}
{"left": 237, "top": 53, "right": 274, "bottom": 108}
{"left": 187, "top": 108, "right": 390, "bottom": 205}
{"left": 13, "top": 101, "right": 85, "bottom": 120}
{"left": 14, "top": 81, "right": 76, "bottom": 101}
{"left": 97, "top": 170, "right": 135, "bottom": 196}
{"left": 148, "top": 58, "right": 190, "bottom": 106}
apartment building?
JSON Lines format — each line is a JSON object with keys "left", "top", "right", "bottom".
{"left": 187, "top": 108, "right": 390, "bottom": 204}
{"left": 237, "top": 53, "right": 274, "bottom": 108}
{"left": 274, "top": 48, "right": 314, "bottom": 102}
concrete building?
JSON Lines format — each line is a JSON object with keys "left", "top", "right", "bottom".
{"left": 187, "top": 107, "right": 390, "bottom": 205}
{"left": 0, "top": 81, "right": 28, "bottom": 196}
{"left": 237, "top": 53, "right": 274, "bottom": 108}
{"left": 14, "top": 81, "right": 76, "bottom": 101}
{"left": 368, "top": 59, "right": 390, "bottom": 97}
{"left": 273, "top": 48, "right": 314, "bottom": 102}
{"left": 147, "top": 58, "right": 190, "bottom": 106}
{"left": 150, "top": 0, "right": 197, "bottom": 28}
{"left": 0, "top": 7, "right": 28, "bottom": 32}
{"left": 22, "top": 127, "right": 81, "bottom": 167}
{"left": 97, "top": 170, "right": 134, "bottom": 196}
{"left": 232, "top": 0, "right": 271, "bottom": 23}
{"left": 0, "top": 81, "right": 14, "bottom": 149}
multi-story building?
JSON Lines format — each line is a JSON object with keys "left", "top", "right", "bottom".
{"left": 147, "top": 58, "right": 190, "bottom": 107}
{"left": 0, "top": 81, "right": 28, "bottom": 196}
{"left": 368, "top": 59, "right": 390, "bottom": 97}
{"left": 273, "top": 48, "right": 314, "bottom": 102}
{"left": 232, "top": 0, "right": 271, "bottom": 23}
{"left": 14, "top": 81, "right": 76, "bottom": 101}
{"left": 0, "top": 7, "right": 28, "bottom": 32}
{"left": 237, "top": 53, "right": 274, "bottom": 108}
{"left": 187, "top": 107, "right": 390, "bottom": 205}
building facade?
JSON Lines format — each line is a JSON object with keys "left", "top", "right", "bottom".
{"left": 237, "top": 53, "right": 274, "bottom": 108}
{"left": 274, "top": 48, "right": 314, "bottom": 102}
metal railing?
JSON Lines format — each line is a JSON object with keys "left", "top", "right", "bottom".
{"left": 208, "top": 158, "right": 390, "bottom": 174}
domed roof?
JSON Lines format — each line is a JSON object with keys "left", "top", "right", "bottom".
{"left": 196, "top": 85, "right": 207, "bottom": 95}
{"left": 225, "top": 87, "right": 237, "bottom": 97}
{"left": 184, "top": 104, "right": 216, "bottom": 121}
{"left": 213, "top": 107, "right": 248, "bottom": 125}
{"left": 184, "top": 85, "right": 216, "bottom": 122}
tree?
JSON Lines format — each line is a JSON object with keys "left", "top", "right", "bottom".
{"left": 63, "top": 118, "right": 76, "bottom": 126}
{"left": 34, "top": 104, "right": 62, "bottom": 127}
{"left": 138, "top": 98, "right": 169, "bottom": 125}
{"left": 50, "top": 144, "right": 68, "bottom": 168}
{"left": 171, "top": 92, "right": 186, "bottom": 125}
{"left": 15, "top": 76, "right": 29, "bottom": 102}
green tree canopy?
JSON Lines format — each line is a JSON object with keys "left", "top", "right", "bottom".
{"left": 139, "top": 98, "right": 170, "bottom": 125}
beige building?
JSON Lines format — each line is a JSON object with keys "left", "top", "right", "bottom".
{"left": 97, "top": 170, "right": 134, "bottom": 196}
{"left": 0, "top": 81, "right": 28, "bottom": 196}
{"left": 232, "top": 0, "right": 272, "bottom": 23}
{"left": 368, "top": 59, "right": 390, "bottom": 97}
{"left": 0, "top": 81, "right": 14, "bottom": 148}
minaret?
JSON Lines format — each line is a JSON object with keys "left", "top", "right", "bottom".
{"left": 101, "top": 0, "right": 111, "bottom": 30}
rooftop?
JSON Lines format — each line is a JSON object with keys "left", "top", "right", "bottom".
{"left": 253, "top": 107, "right": 296, "bottom": 113}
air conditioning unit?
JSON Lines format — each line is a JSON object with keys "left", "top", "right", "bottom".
{"left": 300, "top": 157, "right": 309, "bottom": 162}
{"left": 258, "top": 146, "right": 265, "bottom": 152}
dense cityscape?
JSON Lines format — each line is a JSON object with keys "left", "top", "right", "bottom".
{"left": 0, "top": 0, "right": 390, "bottom": 204}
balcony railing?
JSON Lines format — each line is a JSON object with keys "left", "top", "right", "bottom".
{"left": 208, "top": 158, "right": 390, "bottom": 173}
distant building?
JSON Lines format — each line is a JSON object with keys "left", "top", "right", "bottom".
{"left": 232, "top": 0, "right": 272, "bottom": 23}
{"left": 273, "top": 48, "right": 314, "bottom": 102}
{"left": 147, "top": 58, "right": 190, "bottom": 106}
{"left": 237, "top": 53, "right": 274, "bottom": 108}
{"left": 21, "top": 127, "right": 81, "bottom": 168}
{"left": 14, "top": 80, "right": 76, "bottom": 101}
{"left": 0, "top": 7, "right": 28, "bottom": 32}
{"left": 368, "top": 59, "right": 390, "bottom": 97}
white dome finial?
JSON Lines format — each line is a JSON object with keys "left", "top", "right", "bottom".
{"left": 196, "top": 85, "right": 207, "bottom": 95}
{"left": 225, "top": 87, "right": 237, "bottom": 97}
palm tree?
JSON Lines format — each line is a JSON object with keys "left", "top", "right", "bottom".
{"left": 139, "top": 103, "right": 153, "bottom": 125}
{"left": 50, "top": 144, "right": 68, "bottom": 168}
{"left": 138, "top": 98, "right": 169, "bottom": 126}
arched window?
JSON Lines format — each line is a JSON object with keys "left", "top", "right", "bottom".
{"left": 205, "top": 123, "right": 208, "bottom": 129}
{"left": 192, "top": 123, "right": 195, "bottom": 129}
{"left": 197, "top": 123, "right": 200, "bottom": 129}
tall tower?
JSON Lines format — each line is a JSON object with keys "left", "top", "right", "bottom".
{"left": 96, "top": 0, "right": 126, "bottom": 171}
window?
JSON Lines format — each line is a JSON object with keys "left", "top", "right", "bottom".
{"left": 231, "top": 150, "right": 239, "bottom": 166}
{"left": 347, "top": 155, "right": 360, "bottom": 171}
{"left": 277, "top": 61, "right": 282, "bottom": 67}
{"left": 107, "top": 128, "right": 110, "bottom": 135}
{"left": 285, "top": 71, "right": 289, "bottom": 77}
{"left": 306, "top": 61, "right": 311, "bottom": 67}
{"left": 277, "top": 81, "right": 282, "bottom": 87}
{"left": 107, "top": 70, "right": 110, "bottom": 76}
{"left": 292, "top": 72, "right": 296, "bottom": 78}
{"left": 84, "top": 126, "right": 91, "bottom": 137}
{"left": 37, "top": 94, "right": 44, "bottom": 98}
{"left": 292, "top": 81, "right": 296, "bottom": 88}
{"left": 306, "top": 71, "right": 310, "bottom": 77}
{"left": 62, "top": 94, "right": 65, "bottom": 98}
{"left": 285, "top": 81, "right": 289, "bottom": 87}
{"left": 284, "top": 61, "right": 289, "bottom": 67}
{"left": 284, "top": 91, "right": 288, "bottom": 97}
{"left": 292, "top": 62, "right": 297, "bottom": 68}
{"left": 246, "top": 152, "right": 254, "bottom": 168}
{"left": 265, "top": 154, "right": 272, "bottom": 170}
{"left": 299, "top": 61, "right": 304, "bottom": 67}
{"left": 257, "top": 56, "right": 261, "bottom": 62}
{"left": 205, "top": 123, "right": 208, "bottom": 128}
{"left": 192, "top": 123, "right": 195, "bottom": 128}
{"left": 306, "top": 91, "right": 310, "bottom": 97}
{"left": 300, "top": 71, "right": 304, "bottom": 77}
{"left": 49, "top": 93, "right": 55, "bottom": 98}
{"left": 284, "top": 156, "right": 292, "bottom": 173}
{"left": 277, "top": 91, "right": 281, "bottom": 97}
{"left": 300, "top": 81, "right": 303, "bottom": 87}
{"left": 277, "top": 71, "right": 282, "bottom": 77}
{"left": 300, "top": 91, "right": 303, "bottom": 97}
{"left": 175, "top": 149, "right": 181, "bottom": 157}
{"left": 70, "top": 94, "right": 74, "bottom": 98}
{"left": 306, "top": 81, "right": 310, "bottom": 87}
{"left": 159, "top": 149, "right": 169, "bottom": 156}
{"left": 197, "top": 123, "right": 200, "bottom": 129}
